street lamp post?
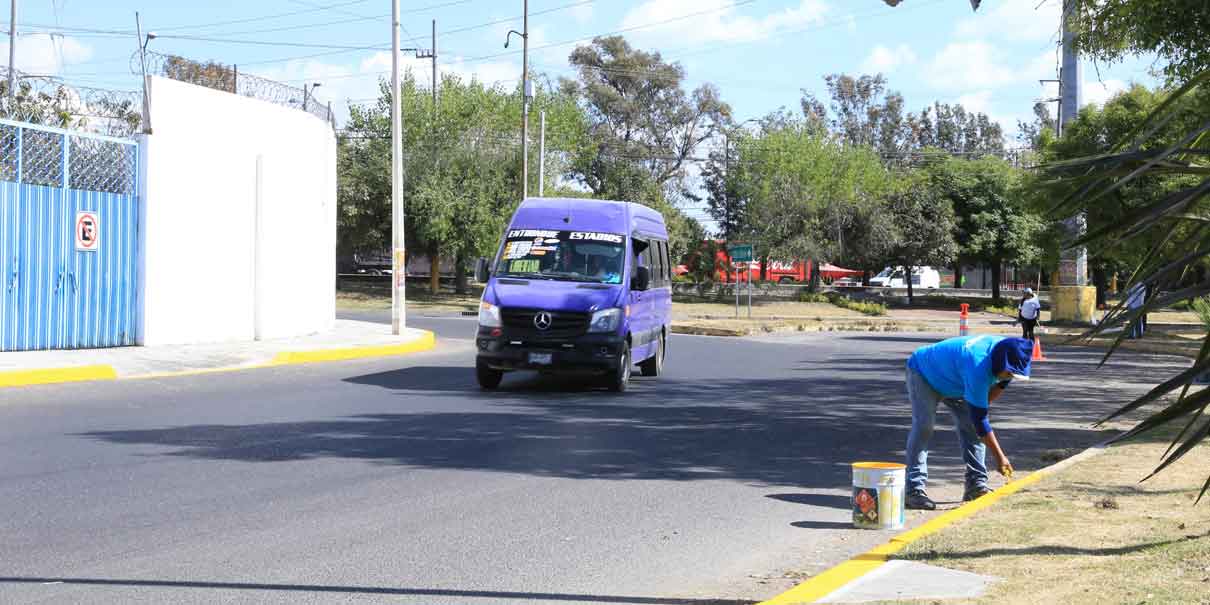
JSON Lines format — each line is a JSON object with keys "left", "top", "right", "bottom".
{"left": 505, "top": 0, "right": 530, "bottom": 200}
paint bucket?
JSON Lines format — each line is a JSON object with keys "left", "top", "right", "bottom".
{"left": 851, "top": 462, "right": 906, "bottom": 530}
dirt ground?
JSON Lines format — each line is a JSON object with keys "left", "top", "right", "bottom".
{"left": 890, "top": 428, "right": 1210, "bottom": 605}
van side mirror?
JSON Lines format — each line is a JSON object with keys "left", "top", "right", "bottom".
{"left": 632, "top": 266, "right": 651, "bottom": 291}
{"left": 474, "top": 257, "right": 491, "bottom": 283}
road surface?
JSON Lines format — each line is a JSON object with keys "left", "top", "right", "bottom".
{"left": 0, "top": 315, "right": 1182, "bottom": 604}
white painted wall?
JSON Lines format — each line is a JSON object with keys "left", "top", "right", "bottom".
{"left": 139, "top": 76, "right": 336, "bottom": 345}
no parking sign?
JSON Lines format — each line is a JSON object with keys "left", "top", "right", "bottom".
{"left": 76, "top": 211, "right": 100, "bottom": 252}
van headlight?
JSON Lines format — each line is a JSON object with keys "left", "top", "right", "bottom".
{"left": 588, "top": 308, "right": 622, "bottom": 333}
{"left": 478, "top": 301, "right": 502, "bottom": 328}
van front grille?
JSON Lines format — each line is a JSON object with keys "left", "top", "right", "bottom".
{"left": 501, "top": 308, "right": 590, "bottom": 339}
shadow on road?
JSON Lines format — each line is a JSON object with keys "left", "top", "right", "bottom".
{"left": 75, "top": 343, "right": 1173, "bottom": 490}
{"left": 0, "top": 577, "right": 754, "bottom": 604}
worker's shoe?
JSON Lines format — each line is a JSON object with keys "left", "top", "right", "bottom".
{"left": 963, "top": 486, "right": 993, "bottom": 502}
{"left": 905, "top": 490, "right": 936, "bottom": 510}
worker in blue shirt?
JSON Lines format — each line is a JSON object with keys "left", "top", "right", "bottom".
{"left": 904, "top": 335, "right": 1035, "bottom": 510}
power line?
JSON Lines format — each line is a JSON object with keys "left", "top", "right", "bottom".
{"left": 155, "top": 0, "right": 377, "bottom": 33}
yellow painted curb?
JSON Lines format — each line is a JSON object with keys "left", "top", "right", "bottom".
{"left": 759, "top": 448, "right": 1103, "bottom": 605}
{"left": 269, "top": 330, "right": 436, "bottom": 366}
{"left": 0, "top": 364, "right": 118, "bottom": 388}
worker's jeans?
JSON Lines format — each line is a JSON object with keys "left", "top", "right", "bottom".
{"left": 905, "top": 366, "right": 988, "bottom": 494}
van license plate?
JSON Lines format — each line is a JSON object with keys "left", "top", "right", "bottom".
{"left": 528, "top": 352, "right": 553, "bottom": 365}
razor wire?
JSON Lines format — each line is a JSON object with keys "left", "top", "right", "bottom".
{"left": 142, "top": 51, "right": 334, "bottom": 125}
{"left": 0, "top": 68, "right": 143, "bottom": 138}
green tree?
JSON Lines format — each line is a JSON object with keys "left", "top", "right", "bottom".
{"left": 561, "top": 36, "right": 731, "bottom": 196}
{"left": 1070, "top": 0, "right": 1210, "bottom": 84}
{"left": 928, "top": 156, "right": 1043, "bottom": 299}
{"left": 884, "top": 175, "right": 959, "bottom": 303}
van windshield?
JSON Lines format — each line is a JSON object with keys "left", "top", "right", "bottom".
{"left": 496, "top": 229, "right": 626, "bottom": 284}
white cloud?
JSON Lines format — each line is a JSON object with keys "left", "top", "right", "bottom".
{"left": 570, "top": 2, "right": 594, "bottom": 25}
{"left": 1083, "top": 78, "right": 1128, "bottom": 107}
{"left": 924, "top": 42, "right": 1053, "bottom": 91}
{"left": 1, "top": 33, "right": 93, "bottom": 76}
{"left": 619, "top": 0, "right": 828, "bottom": 46}
{"left": 861, "top": 44, "right": 917, "bottom": 75}
{"left": 955, "top": 0, "right": 1061, "bottom": 43}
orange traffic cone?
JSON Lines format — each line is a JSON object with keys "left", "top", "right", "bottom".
{"left": 1031, "top": 336, "right": 1047, "bottom": 361}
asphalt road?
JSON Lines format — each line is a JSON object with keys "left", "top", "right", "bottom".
{"left": 0, "top": 314, "right": 1188, "bottom": 604}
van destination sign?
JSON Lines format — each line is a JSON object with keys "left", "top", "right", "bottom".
{"left": 506, "top": 230, "right": 623, "bottom": 244}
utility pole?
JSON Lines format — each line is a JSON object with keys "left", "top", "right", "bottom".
{"left": 7, "top": 0, "right": 15, "bottom": 100}
{"left": 390, "top": 0, "right": 406, "bottom": 335}
{"left": 1053, "top": 0, "right": 1094, "bottom": 323}
{"left": 538, "top": 110, "right": 546, "bottom": 196}
{"left": 430, "top": 19, "right": 437, "bottom": 114}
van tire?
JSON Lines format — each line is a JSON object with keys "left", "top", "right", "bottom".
{"left": 779, "top": 277, "right": 793, "bottom": 284}
{"left": 607, "top": 343, "right": 632, "bottom": 392}
{"left": 476, "top": 360, "right": 503, "bottom": 390}
{"left": 640, "top": 335, "right": 664, "bottom": 377}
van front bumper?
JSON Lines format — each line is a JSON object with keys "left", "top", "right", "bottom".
{"left": 475, "top": 327, "right": 624, "bottom": 374}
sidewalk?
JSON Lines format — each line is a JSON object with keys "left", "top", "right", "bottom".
{"left": 0, "top": 320, "right": 435, "bottom": 388}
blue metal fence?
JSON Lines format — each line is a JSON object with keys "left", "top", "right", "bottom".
{"left": 0, "top": 119, "right": 139, "bottom": 351}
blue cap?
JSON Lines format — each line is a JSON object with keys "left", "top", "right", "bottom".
{"left": 991, "top": 337, "right": 1033, "bottom": 380}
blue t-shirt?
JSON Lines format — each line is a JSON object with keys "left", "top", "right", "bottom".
{"left": 908, "top": 335, "right": 1004, "bottom": 408}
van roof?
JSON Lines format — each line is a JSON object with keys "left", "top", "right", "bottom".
{"left": 509, "top": 197, "right": 668, "bottom": 240}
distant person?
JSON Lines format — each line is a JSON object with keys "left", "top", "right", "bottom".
{"left": 1127, "top": 282, "right": 1146, "bottom": 339}
{"left": 904, "top": 335, "right": 1035, "bottom": 510}
{"left": 1018, "top": 288, "right": 1041, "bottom": 340}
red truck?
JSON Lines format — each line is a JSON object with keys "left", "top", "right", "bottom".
{"left": 676, "top": 242, "right": 812, "bottom": 283}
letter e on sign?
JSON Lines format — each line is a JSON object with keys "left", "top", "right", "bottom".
{"left": 76, "top": 211, "right": 100, "bottom": 252}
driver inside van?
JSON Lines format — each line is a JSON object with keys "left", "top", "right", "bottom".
{"left": 588, "top": 253, "right": 622, "bottom": 284}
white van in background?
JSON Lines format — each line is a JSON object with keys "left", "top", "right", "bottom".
{"left": 869, "top": 266, "right": 941, "bottom": 289}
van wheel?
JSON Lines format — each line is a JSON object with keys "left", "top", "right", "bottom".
{"left": 640, "top": 335, "right": 664, "bottom": 377}
{"left": 779, "top": 277, "right": 792, "bottom": 284}
{"left": 476, "top": 360, "right": 503, "bottom": 390}
{"left": 607, "top": 343, "right": 632, "bottom": 392}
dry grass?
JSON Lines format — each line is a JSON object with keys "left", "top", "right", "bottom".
{"left": 672, "top": 301, "right": 865, "bottom": 320}
{"left": 890, "top": 430, "right": 1210, "bottom": 605}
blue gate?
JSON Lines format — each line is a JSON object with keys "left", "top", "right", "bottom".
{"left": 0, "top": 119, "right": 139, "bottom": 351}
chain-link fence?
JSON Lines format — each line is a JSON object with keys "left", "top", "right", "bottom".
{"left": 0, "top": 68, "right": 143, "bottom": 138}
{"left": 142, "top": 51, "right": 334, "bottom": 125}
{"left": 0, "top": 120, "right": 138, "bottom": 195}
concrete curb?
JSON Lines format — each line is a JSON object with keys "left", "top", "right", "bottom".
{"left": 758, "top": 443, "right": 1110, "bottom": 605}
{"left": 0, "top": 330, "right": 437, "bottom": 389}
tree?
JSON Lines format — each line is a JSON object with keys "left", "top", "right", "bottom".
{"left": 733, "top": 116, "right": 890, "bottom": 287}
{"left": 800, "top": 73, "right": 914, "bottom": 159}
{"left": 884, "top": 175, "right": 959, "bottom": 303}
{"left": 928, "top": 156, "right": 1043, "bottom": 299}
{"left": 910, "top": 102, "right": 1005, "bottom": 157}
{"left": 1070, "top": 0, "right": 1210, "bottom": 84}
{"left": 339, "top": 71, "right": 589, "bottom": 294}
{"left": 561, "top": 35, "right": 731, "bottom": 197}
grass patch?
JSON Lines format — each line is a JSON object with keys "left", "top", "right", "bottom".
{"left": 892, "top": 428, "right": 1210, "bottom": 605}
{"left": 795, "top": 291, "right": 887, "bottom": 316}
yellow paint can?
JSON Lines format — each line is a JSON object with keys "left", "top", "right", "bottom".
{"left": 852, "top": 462, "right": 906, "bottom": 530}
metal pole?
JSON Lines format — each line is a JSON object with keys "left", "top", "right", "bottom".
{"left": 520, "top": 0, "right": 529, "bottom": 199}
{"left": 390, "top": 0, "right": 406, "bottom": 334}
{"left": 538, "top": 110, "right": 546, "bottom": 197}
{"left": 735, "top": 265, "right": 739, "bottom": 319}
{"left": 747, "top": 267, "right": 752, "bottom": 319}
{"left": 431, "top": 19, "right": 438, "bottom": 113}
{"left": 302, "top": 85, "right": 309, "bottom": 112}
{"left": 7, "top": 0, "right": 15, "bottom": 100}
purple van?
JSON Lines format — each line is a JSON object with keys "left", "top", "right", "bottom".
{"left": 473, "top": 198, "right": 673, "bottom": 391}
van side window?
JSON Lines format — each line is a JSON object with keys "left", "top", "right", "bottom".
{"left": 659, "top": 241, "right": 671, "bottom": 284}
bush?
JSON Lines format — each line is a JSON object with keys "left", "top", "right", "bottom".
{"left": 831, "top": 295, "right": 888, "bottom": 316}
{"left": 798, "top": 291, "right": 831, "bottom": 303}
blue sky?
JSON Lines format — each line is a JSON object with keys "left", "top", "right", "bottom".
{"left": 12, "top": 0, "right": 1159, "bottom": 134}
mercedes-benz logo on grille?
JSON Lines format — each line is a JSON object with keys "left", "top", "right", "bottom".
{"left": 533, "top": 311, "right": 553, "bottom": 331}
